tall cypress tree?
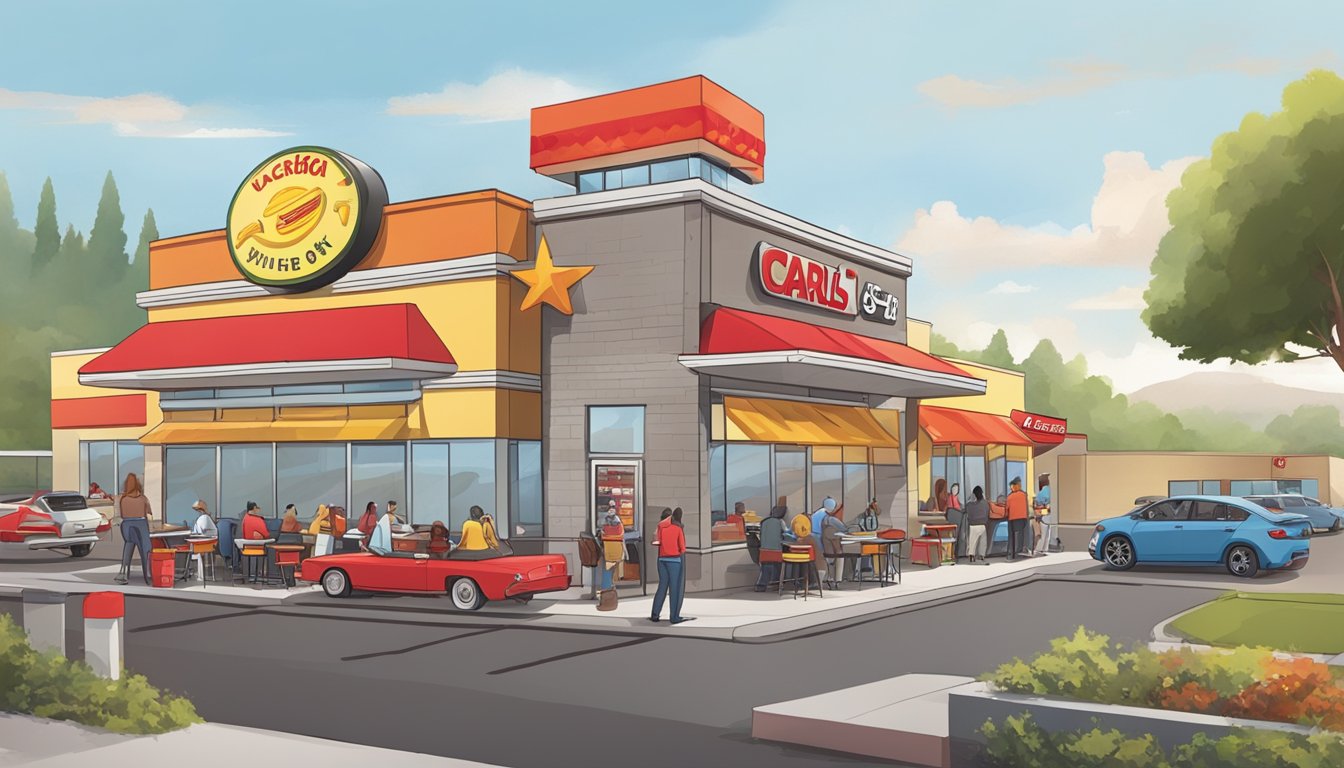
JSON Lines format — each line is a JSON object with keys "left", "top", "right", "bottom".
{"left": 0, "top": 172, "right": 21, "bottom": 288}
{"left": 31, "top": 178, "right": 59, "bottom": 271}
{"left": 117, "top": 208, "right": 157, "bottom": 331}
{"left": 131, "top": 208, "right": 157, "bottom": 266}
{"left": 87, "top": 171, "right": 128, "bottom": 285}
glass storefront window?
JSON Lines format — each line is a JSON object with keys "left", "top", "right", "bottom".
{"left": 116, "top": 442, "right": 144, "bottom": 491}
{"left": 651, "top": 158, "right": 689, "bottom": 183}
{"left": 1168, "top": 480, "right": 1199, "bottom": 497}
{"left": 165, "top": 447, "right": 217, "bottom": 528}
{"left": 775, "top": 448, "right": 807, "bottom": 517}
{"left": 963, "top": 446, "right": 987, "bottom": 501}
{"left": 722, "top": 444, "right": 768, "bottom": 542}
{"left": 578, "top": 171, "right": 602, "bottom": 194}
{"left": 351, "top": 443, "right": 407, "bottom": 522}
{"left": 1201, "top": 480, "right": 1221, "bottom": 495}
{"left": 844, "top": 463, "right": 870, "bottom": 513}
{"left": 88, "top": 442, "right": 116, "bottom": 496}
{"left": 276, "top": 444, "right": 346, "bottom": 519}
{"left": 509, "top": 441, "right": 542, "bottom": 537}
{"left": 220, "top": 445, "right": 274, "bottom": 519}
{"left": 589, "top": 406, "right": 645, "bottom": 454}
{"left": 450, "top": 441, "right": 496, "bottom": 531}
{"left": 411, "top": 443, "right": 451, "bottom": 529}
{"left": 1229, "top": 480, "right": 1252, "bottom": 496}
{"left": 709, "top": 443, "right": 726, "bottom": 521}
{"left": 811, "top": 461, "right": 843, "bottom": 513}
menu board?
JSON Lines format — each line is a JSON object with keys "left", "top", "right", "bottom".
{"left": 595, "top": 464, "right": 637, "bottom": 529}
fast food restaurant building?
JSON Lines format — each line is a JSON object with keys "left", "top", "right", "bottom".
{"left": 49, "top": 76, "right": 1017, "bottom": 592}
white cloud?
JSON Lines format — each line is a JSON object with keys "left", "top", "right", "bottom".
{"left": 917, "top": 59, "right": 1130, "bottom": 109}
{"left": 387, "top": 68, "right": 596, "bottom": 122}
{"left": 1069, "top": 285, "right": 1146, "bottom": 310}
{"left": 988, "top": 280, "right": 1037, "bottom": 295}
{"left": 1088, "top": 340, "right": 1344, "bottom": 395}
{"left": 896, "top": 151, "right": 1196, "bottom": 276}
{"left": 0, "top": 86, "right": 289, "bottom": 139}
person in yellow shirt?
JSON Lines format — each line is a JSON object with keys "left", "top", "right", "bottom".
{"left": 457, "top": 506, "right": 490, "bottom": 551}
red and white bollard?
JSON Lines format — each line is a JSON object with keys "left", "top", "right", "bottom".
{"left": 83, "top": 592, "right": 124, "bottom": 680}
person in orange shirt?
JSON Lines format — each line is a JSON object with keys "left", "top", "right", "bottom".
{"left": 1005, "top": 478, "right": 1030, "bottom": 561}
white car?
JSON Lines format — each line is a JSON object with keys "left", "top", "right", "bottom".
{"left": 0, "top": 492, "right": 109, "bottom": 557}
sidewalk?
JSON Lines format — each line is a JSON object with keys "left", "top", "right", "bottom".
{"left": 0, "top": 552, "right": 1092, "bottom": 641}
{"left": 0, "top": 713, "right": 492, "bottom": 767}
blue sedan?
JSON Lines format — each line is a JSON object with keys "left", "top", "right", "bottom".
{"left": 1246, "top": 495, "right": 1344, "bottom": 533}
{"left": 1088, "top": 496, "right": 1311, "bottom": 578}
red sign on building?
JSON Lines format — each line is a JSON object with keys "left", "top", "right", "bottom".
{"left": 1010, "top": 409, "right": 1068, "bottom": 445}
{"left": 755, "top": 242, "right": 858, "bottom": 316}
{"left": 1273, "top": 456, "right": 1287, "bottom": 469}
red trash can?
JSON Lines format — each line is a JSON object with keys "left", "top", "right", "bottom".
{"left": 150, "top": 549, "right": 176, "bottom": 588}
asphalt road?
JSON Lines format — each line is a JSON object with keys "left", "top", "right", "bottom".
{"left": 4, "top": 530, "right": 1340, "bottom": 766}
{"left": 2, "top": 579, "right": 1215, "bottom": 767}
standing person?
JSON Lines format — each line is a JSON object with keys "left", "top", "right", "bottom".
{"left": 1006, "top": 478, "right": 1030, "bottom": 561}
{"left": 946, "top": 489, "right": 967, "bottom": 560}
{"left": 355, "top": 502, "right": 378, "bottom": 551}
{"left": 820, "top": 502, "right": 847, "bottom": 587}
{"left": 190, "top": 500, "right": 217, "bottom": 537}
{"left": 754, "top": 505, "right": 787, "bottom": 592}
{"left": 651, "top": 508, "right": 692, "bottom": 624}
{"left": 964, "top": 487, "right": 991, "bottom": 563}
{"left": 116, "top": 473, "right": 153, "bottom": 585}
{"left": 598, "top": 501, "right": 625, "bottom": 609}
{"left": 1033, "top": 475, "right": 1054, "bottom": 555}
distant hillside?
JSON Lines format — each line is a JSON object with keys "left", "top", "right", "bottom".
{"left": 1129, "top": 372, "right": 1344, "bottom": 429}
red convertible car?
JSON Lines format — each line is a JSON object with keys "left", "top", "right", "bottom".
{"left": 0, "top": 492, "right": 110, "bottom": 557}
{"left": 300, "top": 544, "right": 570, "bottom": 610}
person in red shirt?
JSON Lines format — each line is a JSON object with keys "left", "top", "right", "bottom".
{"left": 241, "top": 501, "right": 269, "bottom": 539}
{"left": 356, "top": 502, "right": 379, "bottom": 551}
{"left": 651, "top": 507, "right": 692, "bottom": 624}
{"left": 1005, "top": 478, "right": 1030, "bottom": 561}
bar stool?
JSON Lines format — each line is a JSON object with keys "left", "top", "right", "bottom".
{"left": 270, "top": 544, "right": 303, "bottom": 587}
{"left": 186, "top": 538, "right": 217, "bottom": 587}
{"left": 780, "top": 545, "right": 822, "bottom": 600}
{"left": 237, "top": 539, "right": 269, "bottom": 584}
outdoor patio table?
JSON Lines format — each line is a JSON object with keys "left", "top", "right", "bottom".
{"left": 921, "top": 524, "right": 958, "bottom": 565}
{"left": 838, "top": 535, "right": 903, "bottom": 588}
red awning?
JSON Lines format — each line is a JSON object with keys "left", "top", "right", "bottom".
{"left": 679, "top": 306, "right": 985, "bottom": 399}
{"left": 79, "top": 304, "right": 456, "bottom": 390}
{"left": 920, "top": 405, "right": 1033, "bottom": 446}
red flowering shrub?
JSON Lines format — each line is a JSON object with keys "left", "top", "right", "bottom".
{"left": 1158, "top": 682, "right": 1221, "bottom": 715}
{"left": 1223, "top": 657, "right": 1344, "bottom": 729}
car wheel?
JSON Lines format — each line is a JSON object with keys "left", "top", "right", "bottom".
{"left": 449, "top": 577, "right": 484, "bottom": 611}
{"left": 321, "top": 569, "right": 351, "bottom": 598}
{"left": 1102, "top": 536, "right": 1136, "bottom": 571}
{"left": 1226, "top": 546, "right": 1260, "bottom": 578}
{"left": 68, "top": 543, "right": 92, "bottom": 558}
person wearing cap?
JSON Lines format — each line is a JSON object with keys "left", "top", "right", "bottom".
{"left": 190, "top": 500, "right": 217, "bottom": 537}
{"left": 1005, "top": 478, "right": 1030, "bottom": 561}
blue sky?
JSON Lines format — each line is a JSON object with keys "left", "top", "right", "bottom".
{"left": 5, "top": 0, "right": 1344, "bottom": 393}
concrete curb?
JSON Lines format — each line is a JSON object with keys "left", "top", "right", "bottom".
{"left": 1147, "top": 595, "right": 1344, "bottom": 666}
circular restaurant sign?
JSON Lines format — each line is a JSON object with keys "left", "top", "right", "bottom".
{"left": 226, "top": 146, "right": 387, "bottom": 292}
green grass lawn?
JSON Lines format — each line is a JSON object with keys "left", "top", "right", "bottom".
{"left": 1170, "top": 592, "right": 1344, "bottom": 654}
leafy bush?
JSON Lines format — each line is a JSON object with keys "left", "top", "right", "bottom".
{"left": 0, "top": 613, "right": 199, "bottom": 733}
{"left": 982, "top": 714, "right": 1344, "bottom": 768}
{"left": 982, "top": 627, "right": 1344, "bottom": 730}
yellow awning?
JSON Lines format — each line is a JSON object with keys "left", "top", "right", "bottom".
{"left": 140, "top": 418, "right": 430, "bottom": 445}
{"left": 723, "top": 396, "right": 900, "bottom": 448}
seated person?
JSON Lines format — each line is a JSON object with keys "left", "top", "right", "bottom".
{"left": 725, "top": 502, "right": 748, "bottom": 537}
{"left": 428, "top": 521, "right": 452, "bottom": 558}
{"left": 457, "top": 506, "right": 491, "bottom": 551}
{"left": 87, "top": 482, "right": 112, "bottom": 501}
{"left": 367, "top": 506, "right": 399, "bottom": 556}
{"left": 190, "top": 500, "right": 217, "bottom": 537}
{"left": 241, "top": 502, "right": 269, "bottom": 539}
{"left": 280, "top": 504, "right": 303, "bottom": 533}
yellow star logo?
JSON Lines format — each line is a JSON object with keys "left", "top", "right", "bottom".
{"left": 511, "top": 234, "right": 594, "bottom": 315}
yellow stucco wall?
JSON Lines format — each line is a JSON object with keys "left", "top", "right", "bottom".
{"left": 907, "top": 318, "right": 932, "bottom": 353}
{"left": 923, "top": 358, "right": 1025, "bottom": 416}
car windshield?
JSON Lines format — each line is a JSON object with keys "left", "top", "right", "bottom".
{"left": 40, "top": 494, "right": 89, "bottom": 512}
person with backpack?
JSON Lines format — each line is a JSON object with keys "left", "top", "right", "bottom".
{"left": 598, "top": 502, "right": 625, "bottom": 610}
{"left": 651, "top": 508, "right": 691, "bottom": 624}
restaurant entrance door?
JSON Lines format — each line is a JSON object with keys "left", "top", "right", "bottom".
{"left": 590, "top": 460, "right": 642, "bottom": 586}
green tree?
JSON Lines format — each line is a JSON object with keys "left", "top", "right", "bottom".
{"left": 981, "top": 329, "right": 1016, "bottom": 369}
{"left": 0, "top": 171, "right": 22, "bottom": 292}
{"left": 1266, "top": 405, "right": 1344, "bottom": 455}
{"left": 86, "top": 171, "right": 128, "bottom": 285}
{"left": 31, "top": 178, "right": 59, "bottom": 271}
{"left": 1145, "top": 70, "right": 1344, "bottom": 374}
{"left": 929, "top": 331, "right": 969, "bottom": 359}
{"left": 117, "top": 208, "right": 157, "bottom": 330}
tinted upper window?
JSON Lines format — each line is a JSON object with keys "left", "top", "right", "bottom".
{"left": 1145, "top": 501, "right": 1190, "bottom": 521}
{"left": 40, "top": 494, "right": 88, "bottom": 512}
{"left": 1249, "top": 497, "right": 1282, "bottom": 510}
{"left": 1282, "top": 497, "right": 1305, "bottom": 507}
{"left": 1190, "top": 501, "right": 1221, "bottom": 521}
{"left": 1225, "top": 505, "right": 1250, "bottom": 522}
